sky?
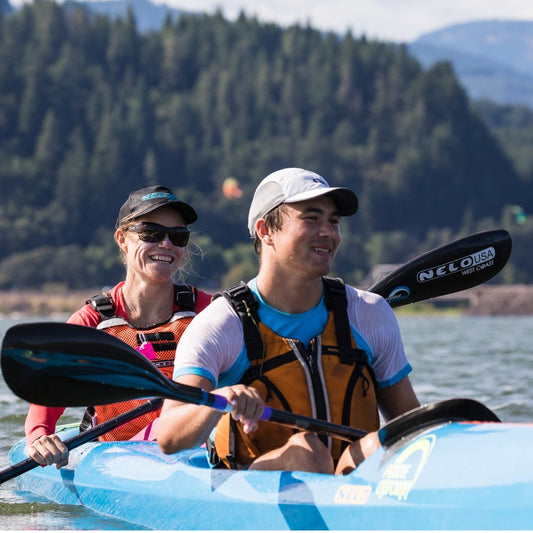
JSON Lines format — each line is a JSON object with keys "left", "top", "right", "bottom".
{"left": 8, "top": 0, "right": 533, "bottom": 42}
{"left": 148, "top": 0, "right": 533, "bottom": 42}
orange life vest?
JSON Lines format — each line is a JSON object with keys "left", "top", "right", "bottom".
{"left": 213, "top": 278, "right": 379, "bottom": 468}
{"left": 83, "top": 285, "right": 197, "bottom": 441}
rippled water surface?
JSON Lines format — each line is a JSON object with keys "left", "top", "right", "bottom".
{"left": 0, "top": 315, "right": 531, "bottom": 529}
{"left": 0, "top": 317, "right": 140, "bottom": 530}
{"left": 399, "top": 315, "right": 533, "bottom": 421}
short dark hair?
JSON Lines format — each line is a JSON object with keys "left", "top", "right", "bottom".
{"left": 253, "top": 204, "right": 286, "bottom": 255}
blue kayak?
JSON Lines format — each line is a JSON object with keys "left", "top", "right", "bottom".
{"left": 9, "top": 420, "right": 533, "bottom": 530}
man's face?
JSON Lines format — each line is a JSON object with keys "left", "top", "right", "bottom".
{"left": 267, "top": 195, "right": 342, "bottom": 278}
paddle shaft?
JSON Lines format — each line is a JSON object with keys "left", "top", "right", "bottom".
{"left": 0, "top": 398, "right": 163, "bottom": 484}
{"left": 137, "top": 228, "right": 511, "bottom": 436}
{"left": 0, "top": 229, "right": 512, "bottom": 467}
{"left": 178, "top": 383, "right": 365, "bottom": 441}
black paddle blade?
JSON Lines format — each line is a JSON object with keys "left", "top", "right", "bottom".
{"left": 378, "top": 398, "right": 501, "bottom": 448}
{"left": 368, "top": 229, "right": 512, "bottom": 307}
{"left": 0, "top": 322, "right": 202, "bottom": 407}
{"left": 1, "top": 322, "right": 365, "bottom": 442}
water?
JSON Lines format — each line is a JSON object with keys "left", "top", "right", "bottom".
{"left": 398, "top": 314, "right": 533, "bottom": 421}
{"left": 0, "top": 317, "right": 139, "bottom": 530}
{"left": 0, "top": 314, "right": 531, "bottom": 529}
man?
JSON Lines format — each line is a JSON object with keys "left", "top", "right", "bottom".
{"left": 158, "top": 168, "right": 419, "bottom": 474}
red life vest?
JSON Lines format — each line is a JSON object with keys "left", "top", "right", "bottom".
{"left": 83, "top": 285, "right": 197, "bottom": 441}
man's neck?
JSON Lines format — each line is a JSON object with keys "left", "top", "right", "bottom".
{"left": 255, "top": 271, "right": 324, "bottom": 314}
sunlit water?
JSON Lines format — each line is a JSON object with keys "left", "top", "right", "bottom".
{"left": 0, "top": 316, "right": 141, "bottom": 530}
{"left": 0, "top": 314, "right": 531, "bottom": 529}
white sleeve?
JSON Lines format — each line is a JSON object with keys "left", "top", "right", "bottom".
{"left": 346, "top": 286, "right": 411, "bottom": 387}
{"left": 173, "top": 296, "right": 245, "bottom": 387}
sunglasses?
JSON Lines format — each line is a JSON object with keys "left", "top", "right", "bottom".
{"left": 127, "top": 222, "right": 190, "bottom": 247}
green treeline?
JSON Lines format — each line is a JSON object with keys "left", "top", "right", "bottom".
{"left": 1, "top": 1, "right": 532, "bottom": 291}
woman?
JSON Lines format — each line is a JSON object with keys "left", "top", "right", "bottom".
{"left": 24, "top": 185, "right": 212, "bottom": 468}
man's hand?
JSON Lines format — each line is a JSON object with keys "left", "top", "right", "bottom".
{"left": 216, "top": 384, "right": 265, "bottom": 434}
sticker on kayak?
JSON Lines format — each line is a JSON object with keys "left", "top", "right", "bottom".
{"left": 375, "top": 434, "right": 436, "bottom": 501}
{"left": 334, "top": 484, "right": 372, "bottom": 505}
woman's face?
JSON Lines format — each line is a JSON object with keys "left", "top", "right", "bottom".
{"left": 116, "top": 206, "right": 188, "bottom": 283}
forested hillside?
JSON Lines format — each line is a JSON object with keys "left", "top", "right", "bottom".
{"left": 0, "top": 1, "right": 532, "bottom": 290}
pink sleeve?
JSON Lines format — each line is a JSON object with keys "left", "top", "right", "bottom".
{"left": 67, "top": 303, "right": 102, "bottom": 327}
{"left": 194, "top": 289, "right": 213, "bottom": 313}
{"left": 25, "top": 404, "right": 67, "bottom": 445}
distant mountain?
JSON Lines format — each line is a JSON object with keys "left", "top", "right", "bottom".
{"left": 408, "top": 21, "right": 533, "bottom": 108}
{"left": 5, "top": 2, "right": 533, "bottom": 108}
{"left": 2, "top": 0, "right": 13, "bottom": 15}
{"left": 57, "top": 7, "right": 533, "bottom": 109}
{"left": 64, "top": 0, "right": 191, "bottom": 32}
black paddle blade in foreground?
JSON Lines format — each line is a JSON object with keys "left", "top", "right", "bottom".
{"left": 0, "top": 322, "right": 207, "bottom": 407}
{"left": 1, "top": 322, "right": 365, "bottom": 442}
{"left": 1, "top": 324, "right": 500, "bottom": 447}
{"left": 369, "top": 229, "right": 511, "bottom": 307}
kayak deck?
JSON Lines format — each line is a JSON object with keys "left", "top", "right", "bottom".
{"left": 9, "top": 421, "right": 533, "bottom": 530}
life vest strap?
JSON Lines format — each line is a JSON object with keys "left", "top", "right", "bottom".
{"left": 174, "top": 285, "right": 197, "bottom": 312}
{"left": 220, "top": 277, "right": 363, "bottom": 366}
{"left": 87, "top": 292, "right": 115, "bottom": 319}
{"left": 217, "top": 282, "right": 264, "bottom": 361}
{"left": 87, "top": 284, "right": 198, "bottom": 321}
{"left": 137, "top": 331, "right": 174, "bottom": 343}
{"left": 323, "top": 277, "right": 359, "bottom": 364}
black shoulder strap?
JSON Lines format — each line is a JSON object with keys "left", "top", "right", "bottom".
{"left": 87, "top": 285, "right": 197, "bottom": 320}
{"left": 217, "top": 282, "right": 264, "bottom": 361}
{"left": 174, "top": 284, "right": 197, "bottom": 312}
{"left": 323, "top": 277, "right": 363, "bottom": 364}
{"left": 219, "top": 279, "right": 362, "bottom": 365}
{"left": 86, "top": 293, "right": 116, "bottom": 320}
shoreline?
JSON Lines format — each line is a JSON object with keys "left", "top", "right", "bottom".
{"left": 1, "top": 285, "right": 533, "bottom": 317}
{"left": 0, "top": 289, "right": 98, "bottom": 318}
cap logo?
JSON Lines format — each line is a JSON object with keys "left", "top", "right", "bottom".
{"left": 312, "top": 177, "right": 328, "bottom": 185}
{"left": 141, "top": 192, "right": 178, "bottom": 202}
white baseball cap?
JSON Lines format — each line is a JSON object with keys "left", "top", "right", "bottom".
{"left": 247, "top": 168, "right": 358, "bottom": 236}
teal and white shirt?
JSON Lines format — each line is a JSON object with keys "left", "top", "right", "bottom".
{"left": 173, "top": 278, "right": 412, "bottom": 390}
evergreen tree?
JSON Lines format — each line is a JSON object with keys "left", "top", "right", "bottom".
{"left": 0, "top": 3, "right": 531, "bottom": 288}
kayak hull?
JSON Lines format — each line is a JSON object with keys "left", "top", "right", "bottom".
{"left": 9, "top": 422, "right": 533, "bottom": 530}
